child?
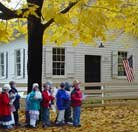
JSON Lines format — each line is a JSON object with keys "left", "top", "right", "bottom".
{"left": 0, "top": 84, "right": 13, "bottom": 129}
{"left": 71, "top": 80, "right": 82, "bottom": 127}
{"left": 56, "top": 82, "right": 69, "bottom": 126}
{"left": 41, "top": 82, "right": 54, "bottom": 128}
{"left": 29, "top": 83, "right": 42, "bottom": 128}
{"left": 64, "top": 81, "right": 73, "bottom": 124}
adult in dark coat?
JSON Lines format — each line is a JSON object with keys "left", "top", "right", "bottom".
{"left": 9, "top": 81, "right": 20, "bottom": 126}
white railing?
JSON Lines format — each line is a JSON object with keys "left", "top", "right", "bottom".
{"left": 82, "top": 82, "right": 138, "bottom": 107}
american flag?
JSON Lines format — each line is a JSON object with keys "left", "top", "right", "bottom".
{"left": 123, "top": 55, "right": 134, "bottom": 82}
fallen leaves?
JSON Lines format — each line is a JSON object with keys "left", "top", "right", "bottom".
{"left": 2, "top": 105, "right": 138, "bottom": 132}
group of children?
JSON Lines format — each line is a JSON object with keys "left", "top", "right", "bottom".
{"left": 0, "top": 79, "right": 83, "bottom": 129}
{"left": 26, "top": 79, "right": 83, "bottom": 128}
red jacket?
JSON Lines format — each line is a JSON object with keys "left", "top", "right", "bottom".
{"left": 0, "top": 93, "right": 11, "bottom": 116}
{"left": 42, "top": 90, "right": 54, "bottom": 108}
{"left": 71, "top": 88, "right": 82, "bottom": 107}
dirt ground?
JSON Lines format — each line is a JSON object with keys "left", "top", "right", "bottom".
{"left": 1, "top": 105, "right": 138, "bottom": 132}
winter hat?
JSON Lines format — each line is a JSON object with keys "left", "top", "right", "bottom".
{"left": 65, "top": 81, "right": 72, "bottom": 91}
{"left": 9, "top": 81, "right": 15, "bottom": 86}
{"left": 46, "top": 80, "right": 53, "bottom": 87}
{"left": 32, "top": 83, "right": 39, "bottom": 89}
{"left": 60, "top": 82, "right": 65, "bottom": 88}
{"left": 2, "top": 84, "right": 11, "bottom": 92}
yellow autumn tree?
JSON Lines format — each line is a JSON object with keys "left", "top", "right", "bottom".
{"left": 0, "top": 0, "right": 137, "bottom": 92}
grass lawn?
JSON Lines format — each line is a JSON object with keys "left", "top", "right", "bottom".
{"left": 1, "top": 105, "right": 138, "bottom": 132}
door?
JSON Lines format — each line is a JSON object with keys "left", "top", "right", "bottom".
{"left": 85, "top": 55, "right": 101, "bottom": 90}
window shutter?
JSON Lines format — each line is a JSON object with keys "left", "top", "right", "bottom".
{"left": 66, "top": 47, "right": 74, "bottom": 78}
{"left": 20, "top": 49, "right": 25, "bottom": 78}
{"left": 23, "top": 49, "right": 26, "bottom": 78}
{"left": 6, "top": 52, "right": 8, "bottom": 78}
{"left": 4, "top": 52, "right": 7, "bottom": 78}
{"left": 111, "top": 51, "right": 118, "bottom": 78}
{"left": 45, "top": 47, "right": 52, "bottom": 77}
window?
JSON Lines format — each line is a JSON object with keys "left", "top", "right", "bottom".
{"left": 118, "top": 51, "right": 127, "bottom": 76}
{"left": 15, "top": 50, "right": 21, "bottom": 77}
{"left": 0, "top": 53, "right": 4, "bottom": 77}
{"left": 53, "top": 48, "right": 65, "bottom": 75}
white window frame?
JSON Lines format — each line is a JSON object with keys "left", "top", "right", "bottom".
{"left": 118, "top": 51, "right": 127, "bottom": 78}
{"left": 52, "top": 48, "right": 65, "bottom": 76}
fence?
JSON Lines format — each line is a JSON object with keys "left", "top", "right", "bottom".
{"left": 82, "top": 82, "right": 138, "bottom": 107}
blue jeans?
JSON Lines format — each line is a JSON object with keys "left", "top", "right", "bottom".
{"left": 73, "top": 106, "right": 81, "bottom": 126}
{"left": 42, "top": 108, "right": 50, "bottom": 125}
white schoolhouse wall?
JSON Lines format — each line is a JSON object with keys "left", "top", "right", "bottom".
{"left": 0, "top": 38, "right": 28, "bottom": 84}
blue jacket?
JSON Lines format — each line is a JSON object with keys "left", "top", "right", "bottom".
{"left": 28, "top": 91, "right": 42, "bottom": 111}
{"left": 56, "top": 89, "right": 69, "bottom": 110}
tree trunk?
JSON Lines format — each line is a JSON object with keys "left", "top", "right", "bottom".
{"left": 26, "top": 0, "right": 44, "bottom": 93}
{"left": 27, "top": 16, "right": 44, "bottom": 93}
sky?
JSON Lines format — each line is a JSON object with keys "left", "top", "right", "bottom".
{"left": 9, "top": 0, "right": 23, "bottom": 8}
{"left": 0, "top": 0, "right": 24, "bottom": 8}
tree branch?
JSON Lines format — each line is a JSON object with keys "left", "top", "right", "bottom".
{"left": 43, "top": 1, "right": 79, "bottom": 30}
{"left": 0, "top": 2, "right": 27, "bottom": 20}
{"left": 0, "top": 12, "right": 17, "bottom": 20}
{"left": 60, "top": 1, "right": 78, "bottom": 14}
{"left": 0, "top": 2, "right": 13, "bottom": 14}
{"left": 84, "top": 4, "right": 121, "bottom": 13}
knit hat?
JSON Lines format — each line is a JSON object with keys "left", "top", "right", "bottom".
{"left": 46, "top": 80, "right": 53, "bottom": 87}
{"left": 65, "top": 81, "right": 72, "bottom": 91}
{"left": 60, "top": 82, "right": 65, "bottom": 88}
{"left": 9, "top": 81, "right": 15, "bottom": 86}
{"left": 2, "top": 84, "right": 10, "bottom": 92}
{"left": 32, "top": 83, "right": 39, "bottom": 89}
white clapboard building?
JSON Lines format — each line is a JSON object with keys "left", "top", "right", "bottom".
{"left": 0, "top": 33, "right": 138, "bottom": 89}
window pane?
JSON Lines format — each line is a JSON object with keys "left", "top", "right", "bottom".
{"left": 61, "top": 56, "right": 65, "bottom": 61}
{"left": 61, "top": 49, "right": 65, "bottom": 54}
{"left": 53, "top": 55, "right": 56, "bottom": 61}
{"left": 0, "top": 65, "right": 4, "bottom": 76}
{"left": 0, "top": 53, "right": 4, "bottom": 64}
{"left": 17, "top": 64, "right": 21, "bottom": 76}
{"left": 16, "top": 56, "right": 21, "bottom": 63}
{"left": 57, "top": 55, "right": 61, "bottom": 61}
{"left": 57, "top": 63, "right": 60, "bottom": 68}
{"left": 61, "top": 63, "right": 64, "bottom": 68}
{"left": 53, "top": 63, "right": 57, "bottom": 69}
{"left": 53, "top": 69, "right": 57, "bottom": 75}
{"left": 61, "top": 69, "right": 64, "bottom": 75}
{"left": 16, "top": 50, "right": 20, "bottom": 57}
{"left": 53, "top": 48, "right": 56, "bottom": 54}
{"left": 56, "top": 48, "right": 60, "bottom": 54}
{"left": 57, "top": 69, "right": 60, "bottom": 75}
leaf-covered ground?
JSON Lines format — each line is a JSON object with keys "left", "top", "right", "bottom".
{"left": 1, "top": 105, "right": 138, "bottom": 132}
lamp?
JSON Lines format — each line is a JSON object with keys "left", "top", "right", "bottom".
{"left": 99, "top": 42, "right": 104, "bottom": 48}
